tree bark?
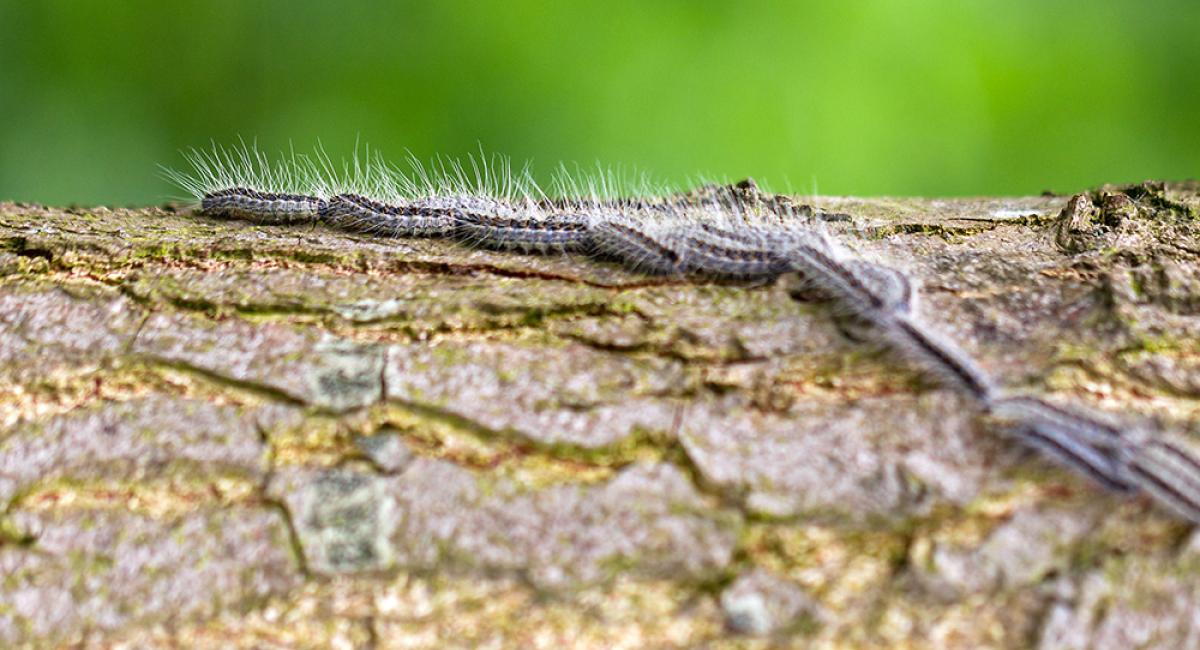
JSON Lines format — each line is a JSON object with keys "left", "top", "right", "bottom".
{"left": 1, "top": 181, "right": 1198, "bottom": 648}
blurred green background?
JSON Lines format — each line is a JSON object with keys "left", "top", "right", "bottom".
{"left": 0, "top": 0, "right": 1197, "bottom": 205}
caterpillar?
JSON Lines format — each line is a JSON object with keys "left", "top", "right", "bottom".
{"left": 164, "top": 143, "right": 1200, "bottom": 525}
{"left": 200, "top": 187, "right": 325, "bottom": 223}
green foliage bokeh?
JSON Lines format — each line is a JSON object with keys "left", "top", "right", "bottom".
{"left": 0, "top": 0, "right": 1197, "bottom": 205}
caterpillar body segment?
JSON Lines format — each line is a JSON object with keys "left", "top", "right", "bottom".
{"left": 201, "top": 187, "right": 324, "bottom": 224}
{"left": 1123, "top": 436, "right": 1200, "bottom": 522}
{"left": 846, "top": 261, "right": 915, "bottom": 314}
{"left": 881, "top": 314, "right": 996, "bottom": 402}
{"left": 991, "top": 396, "right": 1135, "bottom": 491}
{"left": 588, "top": 218, "right": 683, "bottom": 276}
{"left": 319, "top": 193, "right": 457, "bottom": 237}
{"left": 452, "top": 212, "right": 594, "bottom": 254}
{"left": 667, "top": 227, "right": 795, "bottom": 280}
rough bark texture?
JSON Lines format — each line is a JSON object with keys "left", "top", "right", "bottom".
{"left": 2, "top": 181, "right": 1199, "bottom": 648}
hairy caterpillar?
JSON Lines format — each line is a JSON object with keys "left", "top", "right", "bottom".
{"left": 164, "top": 143, "right": 1200, "bottom": 525}
{"left": 201, "top": 187, "right": 324, "bottom": 223}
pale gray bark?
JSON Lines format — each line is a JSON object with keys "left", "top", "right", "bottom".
{"left": 1, "top": 181, "right": 1198, "bottom": 648}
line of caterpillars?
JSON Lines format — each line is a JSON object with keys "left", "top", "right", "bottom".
{"left": 195, "top": 180, "right": 1200, "bottom": 525}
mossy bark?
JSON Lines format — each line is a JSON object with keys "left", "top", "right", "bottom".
{"left": 1, "top": 181, "right": 1199, "bottom": 648}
